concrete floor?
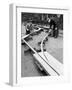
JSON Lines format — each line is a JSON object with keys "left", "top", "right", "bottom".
{"left": 21, "top": 24, "right": 63, "bottom": 77}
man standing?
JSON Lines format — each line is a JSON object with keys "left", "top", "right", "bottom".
{"left": 25, "top": 23, "right": 32, "bottom": 35}
{"left": 26, "top": 25, "right": 30, "bottom": 34}
{"left": 49, "top": 17, "right": 59, "bottom": 38}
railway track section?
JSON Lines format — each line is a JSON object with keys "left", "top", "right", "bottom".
{"left": 22, "top": 28, "right": 63, "bottom": 76}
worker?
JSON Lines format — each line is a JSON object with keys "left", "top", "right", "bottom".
{"left": 25, "top": 24, "right": 30, "bottom": 35}
{"left": 49, "top": 18, "right": 59, "bottom": 38}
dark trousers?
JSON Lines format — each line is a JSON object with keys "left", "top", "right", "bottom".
{"left": 53, "top": 29, "right": 59, "bottom": 38}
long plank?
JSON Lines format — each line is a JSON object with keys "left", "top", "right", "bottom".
{"left": 33, "top": 53, "right": 58, "bottom": 76}
{"left": 38, "top": 51, "right": 63, "bottom": 75}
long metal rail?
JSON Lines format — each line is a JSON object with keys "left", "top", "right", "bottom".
{"left": 40, "top": 30, "right": 63, "bottom": 75}
{"left": 40, "top": 32, "right": 60, "bottom": 75}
